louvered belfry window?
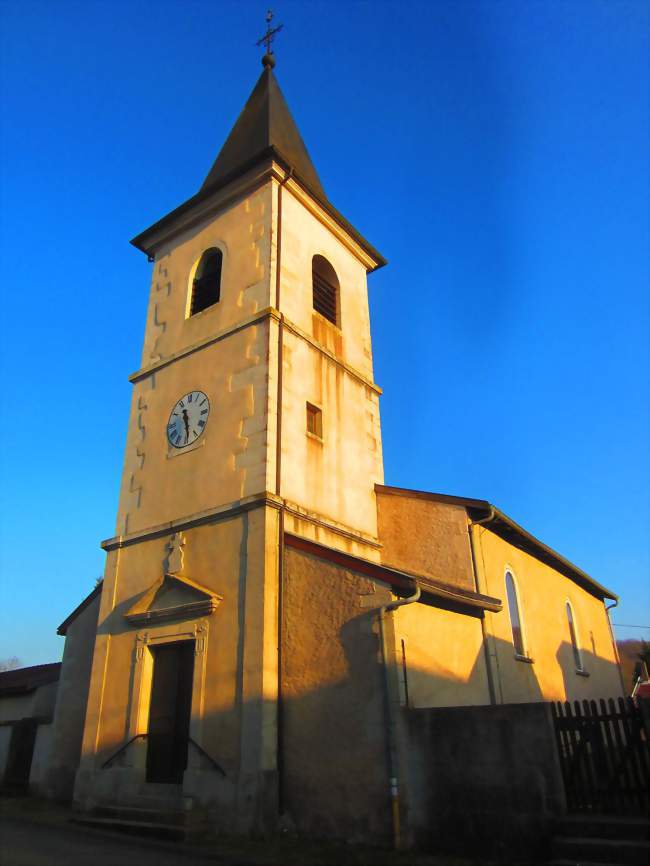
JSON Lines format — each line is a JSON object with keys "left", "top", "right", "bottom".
{"left": 312, "top": 255, "right": 339, "bottom": 326}
{"left": 191, "top": 248, "right": 222, "bottom": 315}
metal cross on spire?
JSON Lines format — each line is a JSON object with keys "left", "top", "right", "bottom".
{"left": 256, "top": 9, "right": 283, "bottom": 68}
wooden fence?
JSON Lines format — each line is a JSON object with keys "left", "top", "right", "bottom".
{"left": 551, "top": 698, "right": 649, "bottom": 814}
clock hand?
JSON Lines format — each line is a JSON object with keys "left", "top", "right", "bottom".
{"left": 182, "top": 408, "right": 190, "bottom": 442}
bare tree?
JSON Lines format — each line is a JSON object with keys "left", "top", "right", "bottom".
{"left": 0, "top": 656, "right": 21, "bottom": 672}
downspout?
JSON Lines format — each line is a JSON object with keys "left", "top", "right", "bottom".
{"left": 379, "top": 581, "right": 420, "bottom": 850}
{"left": 467, "top": 507, "right": 497, "bottom": 705}
{"left": 605, "top": 599, "right": 626, "bottom": 696}
{"left": 275, "top": 167, "right": 292, "bottom": 816}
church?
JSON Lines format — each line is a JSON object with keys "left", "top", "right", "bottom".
{"left": 2, "top": 45, "right": 624, "bottom": 849}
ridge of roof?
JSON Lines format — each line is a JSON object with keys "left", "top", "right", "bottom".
{"left": 200, "top": 67, "right": 326, "bottom": 200}
{"left": 375, "top": 484, "right": 617, "bottom": 601}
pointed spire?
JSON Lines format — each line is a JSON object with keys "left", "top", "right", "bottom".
{"left": 200, "top": 66, "right": 326, "bottom": 200}
{"left": 131, "top": 42, "right": 386, "bottom": 270}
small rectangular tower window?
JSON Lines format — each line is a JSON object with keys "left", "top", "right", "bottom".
{"left": 306, "top": 402, "right": 323, "bottom": 439}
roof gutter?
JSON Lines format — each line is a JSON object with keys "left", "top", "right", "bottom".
{"left": 472, "top": 504, "right": 496, "bottom": 527}
{"left": 605, "top": 598, "right": 626, "bottom": 696}
{"left": 488, "top": 506, "right": 618, "bottom": 602}
{"left": 376, "top": 485, "right": 617, "bottom": 602}
{"left": 467, "top": 502, "right": 617, "bottom": 603}
{"left": 467, "top": 507, "right": 498, "bottom": 705}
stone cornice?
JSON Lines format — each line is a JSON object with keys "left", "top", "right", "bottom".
{"left": 128, "top": 307, "right": 381, "bottom": 395}
{"left": 282, "top": 499, "right": 382, "bottom": 550}
{"left": 279, "top": 315, "right": 381, "bottom": 394}
{"left": 124, "top": 573, "right": 223, "bottom": 625}
{"left": 101, "top": 492, "right": 282, "bottom": 551}
{"left": 282, "top": 176, "right": 380, "bottom": 271}
{"left": 101, "top": 491, "right": 381, "bottom": 552}
{"left": 131, "top": 158, "right": 384, "bottom": 271}
{"left": 128, "top": 308, "right": 274, "bottom": 384}
{"left": 131, "top": 161, "right": 276, "bottom": 258}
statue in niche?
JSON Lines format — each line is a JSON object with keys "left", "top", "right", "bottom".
{"left": 165, "top": 532, "right": 186, "bottom": 575}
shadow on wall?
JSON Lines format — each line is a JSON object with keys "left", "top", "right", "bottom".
{"left": 73, "top": 597, "right": 624, "bottom": 853}
{"left": 555, "top": 639, "right": 624, "bottom": 704}
{"left": 399, "top": 599, "right": 623, "bottom": 711}
{"left": 406, "top": 637, "right": 624, "bottom": 860}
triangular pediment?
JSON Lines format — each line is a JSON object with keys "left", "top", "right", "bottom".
{"left": 124, "top": 573, "right": 222, "bottom": 625}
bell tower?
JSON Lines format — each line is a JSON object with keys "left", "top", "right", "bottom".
{"left": 74, "top": 49, "right": 386, "bottom": 830}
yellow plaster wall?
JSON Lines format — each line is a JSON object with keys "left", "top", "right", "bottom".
{"left": 394, "top": 603, "right": 491, "bottom": 708}
{"left": 274, "top": 187, "right": 383, "bottom": 540}
{"left": 279, "top": 188, "right": 375, "bottom": 377}
{"left": 140, "top": 185, "right": 274, "bottom": 367}
{"left": 281, "top": 546, "right": 391, "bottom": 843}
{"left": 78, "top": 510, "right": 270, "bottom": 794}
{"left": 474, "top": 526, "right": 623, "bottom": 704}
{"left": 282, "top": 512, "right": 382, "bottom": 562}
{"left": 115, "top": 321, "right": 271, "bottom": 535}
{"left": 377, "top": 493, "right": 475, "bottom": 590}
{"left": 113, "top": 182, "right": 278, "bottom": 537}
{"left": 279, "top": 327, "right": 383, "bottom": 538}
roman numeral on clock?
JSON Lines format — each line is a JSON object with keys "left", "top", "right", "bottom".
{"left": 168, "top": 391, "right": 209, "bottom": 447}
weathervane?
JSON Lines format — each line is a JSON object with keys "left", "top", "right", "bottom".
{"left": 256, "top": 9, "right": 283, "bottom": 68}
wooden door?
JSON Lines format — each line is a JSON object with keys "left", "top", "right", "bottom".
{"left": 3, "top": 719, "right": 38, "bottom": 790}
{"left": 146, "top": 640, "right": 195, "bottom": 784}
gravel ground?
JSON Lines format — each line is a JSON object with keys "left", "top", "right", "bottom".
{"left": 0, "top": 797, "right": 523, "bottom": 866}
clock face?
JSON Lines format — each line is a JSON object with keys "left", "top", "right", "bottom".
{"left": 167, "top": 391, "right": 210, "bottom": 449}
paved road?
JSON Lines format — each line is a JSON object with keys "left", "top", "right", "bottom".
{"left": 0, "top": 816, "right": 228, "bottom": 866}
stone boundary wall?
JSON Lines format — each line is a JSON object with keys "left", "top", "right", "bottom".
{"left": 406, "top": 702, "right": 566, "bottom": 858}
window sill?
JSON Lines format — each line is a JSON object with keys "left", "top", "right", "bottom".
{"left": 185, "top": 303, "right": 219, "bottom": 321}
{"left": 306, "top": 431, "right": 323, "bottom": 445}
{"left": 514, "top": 653, "right": 535, "bottom": 664}
{"left": 312, "top": 309, "right": 341, "bottom": 332}
{"left": 575, "top": 669, "right": 590, "bottom": 678}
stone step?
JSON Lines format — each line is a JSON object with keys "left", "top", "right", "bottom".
{"left": 555, "top": 815, "right": 650, "bottom": 841}
{"left": 91, "top": 804, "right": 188, "bottom": 826}
{"left": 71, "top": 815, "right": 186, "bottom": 841}
{"left": 551, "top": 836, "right": 650, "bottom": 866}
{"left": 550, "top": 861, "right": 625, "bottom": 866}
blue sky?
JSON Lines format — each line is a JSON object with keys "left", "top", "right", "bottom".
{"left": 1, "top": 0, "right": 648, "bottom": 665}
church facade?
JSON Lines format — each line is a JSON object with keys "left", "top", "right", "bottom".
{"left": 36, "top": 55, "right": 623, "bottom": 843}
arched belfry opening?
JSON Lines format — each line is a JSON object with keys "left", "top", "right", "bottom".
{"left": 190, "top": 248, "right": 223, "bottom": 316}
{"left": 312, "top": 255, "right": 339, "bottom": 326}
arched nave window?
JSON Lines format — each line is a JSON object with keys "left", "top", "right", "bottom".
{"left": 566, "top": 601, "right": 584, "bottom": 672}
{"left": 505, "top": 570, "right": 526, "bottom": 658}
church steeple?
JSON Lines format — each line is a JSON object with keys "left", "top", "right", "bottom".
{"left": 131, "top": 50, "right": 385, "bottom": 267}
{"left": 200, "top": 65, "right": 326, "bottom": 201}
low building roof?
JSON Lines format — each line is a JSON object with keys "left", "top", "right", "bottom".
{"left": 375, "top": 484, "right": 617, "bottom": 602}
{"left": 0, "top": 663, "right": 61, "bottom": 697}
{"left": 285, "top": 532, "right": 502, "bottom": 613}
